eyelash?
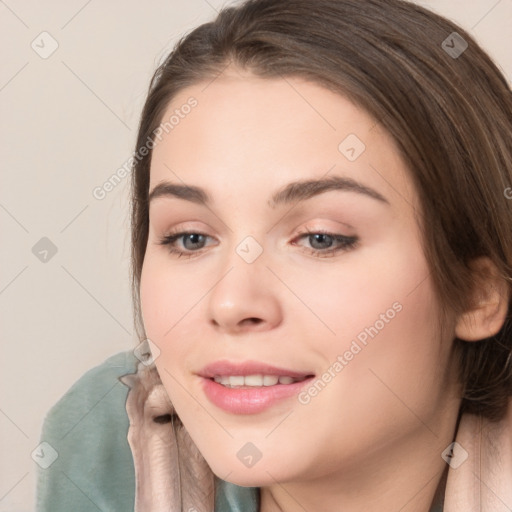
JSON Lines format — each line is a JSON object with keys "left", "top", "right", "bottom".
{"left": 157, "top": 228, "right": 358, "bottom": 259}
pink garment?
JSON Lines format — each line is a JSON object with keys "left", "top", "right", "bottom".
{"left": 444, "top": 397, "right": 512, "bottom": 511}
{"left": 121, "top": 359, "right": 512, "bottom": 512}
{"left": 120, "top": 360, "right": 215, "bottom": 512}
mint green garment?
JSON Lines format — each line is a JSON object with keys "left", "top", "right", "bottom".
{"left": 35, "top": 350, "right": 259, "bottom": 512}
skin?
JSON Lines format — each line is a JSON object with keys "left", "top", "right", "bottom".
{"left": 139, "top": 67, "right": 465, "bottom": 512}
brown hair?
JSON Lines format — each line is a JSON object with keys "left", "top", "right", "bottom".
{"left": 130, "top": 0, "right": 512, "bottom": 421}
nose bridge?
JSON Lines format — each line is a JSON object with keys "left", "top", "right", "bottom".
{"left": 206, "top": 232, "right": 283, "bottom": 331}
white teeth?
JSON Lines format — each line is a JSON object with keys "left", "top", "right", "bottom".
{"left": 213, "top": 374, "right": 304, "bottom": 387}
{"left": 229, "top": 376, "right": 245, "bottom": 386}
{"left": 244, "top": 374, "right": 265, "bottom": 386}
{"left": 263, "top": 375, "right": 279, "bottom": 386}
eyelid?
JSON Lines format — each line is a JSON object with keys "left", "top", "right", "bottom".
{"left": 292, "top": 227, "right": 358, "bottom": 250}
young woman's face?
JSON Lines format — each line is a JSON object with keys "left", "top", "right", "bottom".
{"left": 140, "top": 70, "right": 461, "bottom": 487}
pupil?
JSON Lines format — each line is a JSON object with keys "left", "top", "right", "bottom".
{"left": 311, "top": 233, "right": 332, "bottom": 249}
{"left": 185, "top": 233, "right": 204, "bottom": 249}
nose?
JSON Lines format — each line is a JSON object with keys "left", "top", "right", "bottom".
{"left": 207, "top": 255, "right": 283, "bottom": 334}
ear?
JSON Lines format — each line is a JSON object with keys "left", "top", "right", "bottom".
{"left": 455, "top": 257, "right": 510, "bottom": 341}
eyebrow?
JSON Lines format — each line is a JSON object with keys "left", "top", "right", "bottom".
{"left": 147, "top": 175, "right": 390, "bottom": 208}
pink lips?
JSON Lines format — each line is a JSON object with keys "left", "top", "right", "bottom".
{"left": 198, "top": 360, "right": 315, "bottom": 415}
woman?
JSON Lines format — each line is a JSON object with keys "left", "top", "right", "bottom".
{"left": 37, "top": 0, "right": 512, "bottom": 510}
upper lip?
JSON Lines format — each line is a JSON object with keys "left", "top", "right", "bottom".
{"left": 198, "top": 360, "right": 315, "bottom": 379}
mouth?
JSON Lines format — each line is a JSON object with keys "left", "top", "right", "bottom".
{"left": 198, "top": 360, "right": 315, "bottom": 414}
{"left": 198, "top": 360, "right": 314, "bottom": 380}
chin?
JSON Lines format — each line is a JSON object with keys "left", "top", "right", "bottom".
{"left": 206, "top": 454, "right": 297, "bottom": 487}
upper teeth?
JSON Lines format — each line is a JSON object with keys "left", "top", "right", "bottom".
{"left": 213, "top": 375, "right": 303, "bottom": 387}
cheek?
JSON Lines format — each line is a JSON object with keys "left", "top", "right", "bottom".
{"left": 304, "top": 232, "right": 448, "bottom": 411}
{"left": 139, "top": 261, "right": 166, "bottom": 338}
{"left": 139, "top": 252, "right": 213, "bottom": 386}
{"left": 307, "top": 247, "right": 449, "bottom": 439}
{"left": 333, "top": 286, "right": 445, "bottom": 447}
{"left": 288, "top": 235, "right": 433, "bottom": 351}
{"left": 139, "top": 254, "right": 194, "bottom": 340}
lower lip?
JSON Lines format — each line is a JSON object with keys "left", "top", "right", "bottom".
{"left": 200, "top": 376, "right": 314, "bottom": 414}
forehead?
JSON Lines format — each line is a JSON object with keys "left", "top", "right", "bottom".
{"left": 149, "top": 72, "right": 417, "bottom": 212}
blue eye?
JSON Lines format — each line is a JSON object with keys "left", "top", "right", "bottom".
{"left": 293, "top": 230, "right": 358, "bottom": 258}
{"left": 158, "top": 232, "right": 212, "bottom": 258}
{"left": 158, "top": 229, "right": 358, "bottom": 259}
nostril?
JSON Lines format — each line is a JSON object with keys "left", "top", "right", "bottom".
{"left": 244, "top": 317, "right": 262, "bottom": 325}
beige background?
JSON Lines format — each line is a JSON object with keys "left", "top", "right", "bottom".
{"left": 1, "top": 0, "right": 511, "bottom": 510}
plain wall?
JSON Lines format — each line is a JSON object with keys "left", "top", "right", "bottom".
{"left": 1, "top": 0, "right": 510, "bottom": 510}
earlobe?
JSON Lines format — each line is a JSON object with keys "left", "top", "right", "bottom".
{"left": 455, "top": 257, "right": 510, "bottom": 342}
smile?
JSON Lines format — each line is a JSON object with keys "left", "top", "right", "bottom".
{"left": 212, "top": 374, "right": 308, "bottom": 387}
